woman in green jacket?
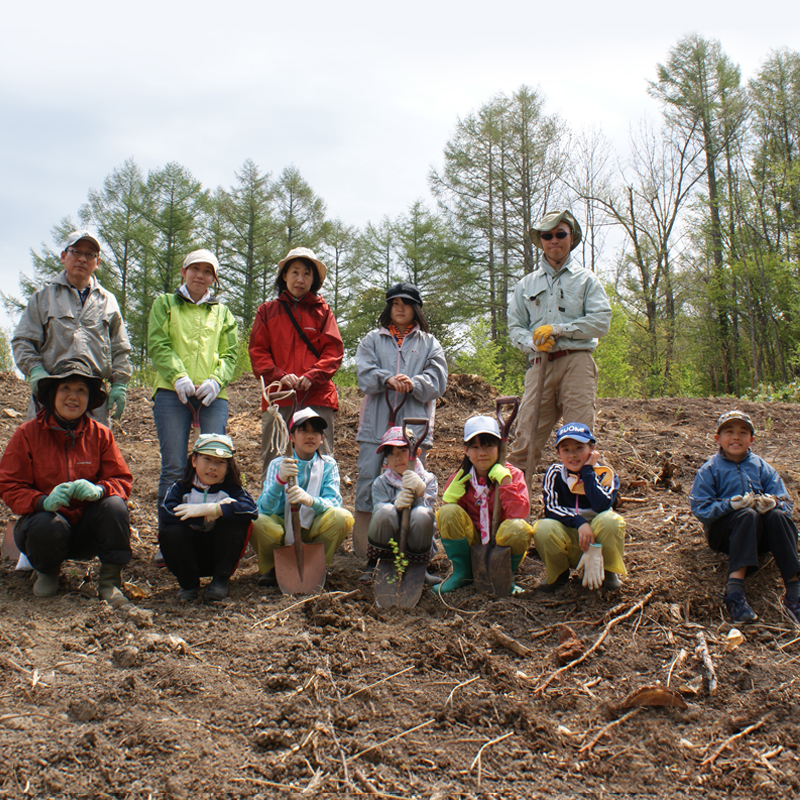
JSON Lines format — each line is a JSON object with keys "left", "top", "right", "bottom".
{"left": 148, "top": 249, "right": 239, "bottom": 504}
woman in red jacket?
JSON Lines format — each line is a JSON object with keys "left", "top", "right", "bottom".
{"left": 248, "top": 247, "right": 344, "bottom": 485}
{"left": 0, "top": 359, "right": 132, "bottom": 603}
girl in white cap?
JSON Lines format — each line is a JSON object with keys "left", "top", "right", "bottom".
{"left": 435, "top": 415, "right": 533, "bottom": 594}
{"left": 147, "top": 249, "right": 239, "bottom": 506}
{"left": 159, "top": 434, "right": 257, "bottom": 602}
{"left": 249, "top": 247, "right": 344, "bottom": 486}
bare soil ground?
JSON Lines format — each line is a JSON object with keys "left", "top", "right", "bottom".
{"left": 1, "top": 370, "right": 799, "bottom": 799}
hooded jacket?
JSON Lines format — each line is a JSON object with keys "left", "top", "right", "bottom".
{"left": 12, "top": 272, "right": 132, "bottom": 384}
{"left": 0, "top": 410, "right": 132, "bottom": 525}
{"left": 354, "top": 326, "right": 448, "bottom": 447}
{"left": 249, "top": 291, "right": 343, "bottom": 411}
{"left": 542, "top": 462, "right": 619, "bottom": 529}
{"left": 147, "top": 290, "right": 239, "bottom": 398}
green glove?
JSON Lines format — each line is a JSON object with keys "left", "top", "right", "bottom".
{"left": 71, "top": 479, "right": 103, "bottom": 502}
{"left": 442, "top": 469, "right": 471, "bottom": 504}
{"left": 488, "top": 463, "right": 512, "bottom": 484}
{"left": 29, "top": 365, "right": 50, "bottom": 395}
{"left": 43, "top": 482, "right": 74, "bottom": 513}
{"left": 108, "top": 383, "right": 127, "bottom": 420}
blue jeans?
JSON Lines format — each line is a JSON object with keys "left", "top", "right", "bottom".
{"left": 152, "top": 389, "right": 229, "bottom": 503}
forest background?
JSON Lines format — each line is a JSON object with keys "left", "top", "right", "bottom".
{"left": 3, "top": 35, "right": 799, "bottom": 405}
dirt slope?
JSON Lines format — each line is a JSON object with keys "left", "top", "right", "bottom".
{"left": 1, "top": 371, "right": 799, "bottom": 799}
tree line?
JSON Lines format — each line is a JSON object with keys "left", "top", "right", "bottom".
{"left": 8, "top": 36, "right": 800, "bottom": 400}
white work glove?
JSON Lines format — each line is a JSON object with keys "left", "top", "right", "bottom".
{"left": 174, "top": 497, "right": 235, "bottom": 521}
{"left": 401, "top": 470, "right": 426, "bottom": 495}
{"left": 730, "top": 492, "right": 756, "bottom": 511}
{"left": 577, "top": 543, "right": 604, "bottom": 590}
{"left": 278, "top": 457, "right": 299, "bottom": 483}
{"left": 394, "top": 487, "right": 415, "bottom": 510}
{"left": 195, "top": 378, "right": 221, "bottom": 406}
{"left": 174, "top": 376, "right": 196, "bottom": 404}
{"left": 755, "top": 494, "right": 777, "bottom": 514}
{"left": 287, "top": 484, "right": 314, "bottom": 507}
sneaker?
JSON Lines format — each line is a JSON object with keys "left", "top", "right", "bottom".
{"left": 539, "top": 569, "right": 570, "bottom": 593}
{"left": 783, "top": 596, "right": 800, "bottom": 624}
{"left": 205, "top": 577, "right": 229, "bottom": 602}
{"left": 424, "top": 571, "right": 443, "bottom": 586}
{"left": 603, "top": 571, "right": 622, "bottom": 591}
{"left": 177, "top": 587, "right": 198, "bottom": 602}
{"left": 257, "top": 569, "right": 277, "bottom": 587}
{"left": 723, "top": 593, "right": 758, "bottom": 623}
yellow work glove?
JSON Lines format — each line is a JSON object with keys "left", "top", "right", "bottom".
{"left": 442, "top": 469, "right": 470, "bottom": 504}
{"left": 488, "top": 463, "right": 511, "bottom": 484}
{"left": 533, "top": 324, "right": 564, "bottom": 351}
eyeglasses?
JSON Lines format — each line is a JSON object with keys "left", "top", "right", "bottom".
{"left": 540, "top": 231, "right": 570, "bottom": 241}
{"left": 66, "top": 248, "right": 99, "bottom": 260}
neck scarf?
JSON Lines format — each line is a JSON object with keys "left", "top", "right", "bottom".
{"left": 468, "top": 467, "right": 492, "bottom": 545}
{"left": 388, "top": 322, "right": 413, "bottom": 348}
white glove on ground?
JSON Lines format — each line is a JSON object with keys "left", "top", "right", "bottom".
{"left": 577, "top": 543, "right": 604, "bottom": 589}
{"left": 278, "top": 457, "right": 299, "bottom": 483}
{"left": 287, "top": 484, "right": 314, "bottom": 507}
{"left": 394, "top": 487, "right": 415, "bottom": 510}
{"left": 730, "top": 492, "right": 756, "bottom": 510}
{"left": 755, "top": 494, "right": 777, "bottom": 514}
{"left": 195, "top": 378, "right": 221, "bottom": 406}
{"left": 174, "top": 377, "right": 195, "bottom": 404}
{"left": 401, "top": 470, "right": 426, "bottom": 495}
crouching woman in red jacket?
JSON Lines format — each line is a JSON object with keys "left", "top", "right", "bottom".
{"left": 0, "top": 359, "right": 133, "bottom": 604}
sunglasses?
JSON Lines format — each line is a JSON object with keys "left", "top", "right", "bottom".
{"left": 540, "top": 231, "right": 570, "bottom": 241}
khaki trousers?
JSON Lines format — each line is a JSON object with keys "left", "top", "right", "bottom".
{"left": 436, "top": 504, "right": 533, "bottom": 558}
{"left": 507, "top": 350, "right": 598, "bottom": 478}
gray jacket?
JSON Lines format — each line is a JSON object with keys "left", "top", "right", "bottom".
{"left": 12, "top": 272, "right": 132, "bottom": 384}
{"left": 508, "top": 253, "right": 611, "bottom": 362}
{"left": 355, "top": 326, "right": 448, "bottom": 446}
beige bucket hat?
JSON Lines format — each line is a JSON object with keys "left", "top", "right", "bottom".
{"left": 276, "top": 247, "right": 327, "bottom": 285}
{"left": 530, "top": 210, "right": 583, "bottom": 251}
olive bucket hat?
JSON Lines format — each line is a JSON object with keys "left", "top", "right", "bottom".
{"left": 36, "top": 358, "right": 108, "bottom": 410}
{"left": 529, "top": 210, "right": 583, "bottom": 251}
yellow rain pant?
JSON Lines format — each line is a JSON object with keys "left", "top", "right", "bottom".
{"left": 251, "top": 507, "right": 354, "bottom": 573}
{"left": 533, "top": 510, "right": 626, "bottom": 584}
{"left": 436, "top": 504, "right": 533, "bottom": 558}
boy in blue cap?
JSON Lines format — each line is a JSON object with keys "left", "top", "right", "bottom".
{"left": 534, "top": 422, "right": 625, "bottom": 591}
{"left": 690, "top": 410, "right": 800, "bottom": 624}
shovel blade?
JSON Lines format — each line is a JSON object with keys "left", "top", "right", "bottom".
{"left": 373, "top": 560, "right": 399, "bottom": 608}
{"left": 398, "top": 562, "right": 427, "bottom": 609}
{"left": 471, "top": 543, "right": 512, "bottom": 597}
{"left": 2, "top": 520, "right": 20, "bottom": 560}
{"left": 274, "top": 540, "right": 326, "bottom": 595}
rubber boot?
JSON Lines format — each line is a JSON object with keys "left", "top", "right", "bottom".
{"left": 510, "top": 554, "right": 524, "bottom": 595}
{"left": 97, "top": 563, "right": 128, "bottom": 606}
{"left": 432, "top": 538, "right": 473, "bottom": 595}
{"left": 33, "top": 569, "right": 60, "bottom": 597}
{"left": 351, "top": 511, "right": 372, "bottom": 558}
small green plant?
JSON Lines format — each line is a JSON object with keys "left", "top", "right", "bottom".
{"left": 388, "top": 538, "right": 409, "bottom": 584}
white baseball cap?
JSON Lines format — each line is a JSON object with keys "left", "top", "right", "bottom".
{"left": 464, "top": 415, "right": 500, "bottom": 442}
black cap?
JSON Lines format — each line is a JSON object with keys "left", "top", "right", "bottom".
{"left": 385, "top": 282, "right": 422, "bottom": 307}
{"left": 36, "top": 359, "right": 108, "bottom": 411}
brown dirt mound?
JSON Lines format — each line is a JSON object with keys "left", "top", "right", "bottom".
{"left": 1, "top": 371, "right": 799, "bottom": 798}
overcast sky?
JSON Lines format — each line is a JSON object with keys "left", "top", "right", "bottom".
{"left": 1, "top": 0, "right": 797, "bottom": 334}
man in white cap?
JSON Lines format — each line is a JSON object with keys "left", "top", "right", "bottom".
{"left": 12, "top": 230, "right": 132, "bottom": 425}
{"left": 506, "top": 210, "right": 611, "bottom": 480}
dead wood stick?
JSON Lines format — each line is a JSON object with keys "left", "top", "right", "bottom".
{"left": 489, "top": 625, "right": 531, "bottom": 656}
{"left": 578, "top": 707, "right": 642, "bottom": 754}
{"left": 617, "top": 496, "right": 649, "bottom": 504}
{"left": 347, "top": 719, "right": 435, "bottom": 762}
{"left": 342, "top": 666, "right": 415, "bottom": 701}
{"left": 445, "top": 675, "right": 480, "bottom": 706}
{"left": 694, "top": 631, "right": 717, "bottom": 697}
{"left": 230, "top": 777, "right": 300, "bottom": 791}
{"left": 533, "top": 591, "right": 655, "bottom": 693}
{"left": 700, "top": 716, "right": 768, "bottom": 767}
{"left": 250, "top": 590, "right": 359, "bottom": 629}
{"left": 467, "top": 731, "right": 514, "bottom": 787}
{"left": 353, "top": 769, "right": 379, "bottom": 794}
{"left": 666, "top": 648, "right": 687, "bottom": 688}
